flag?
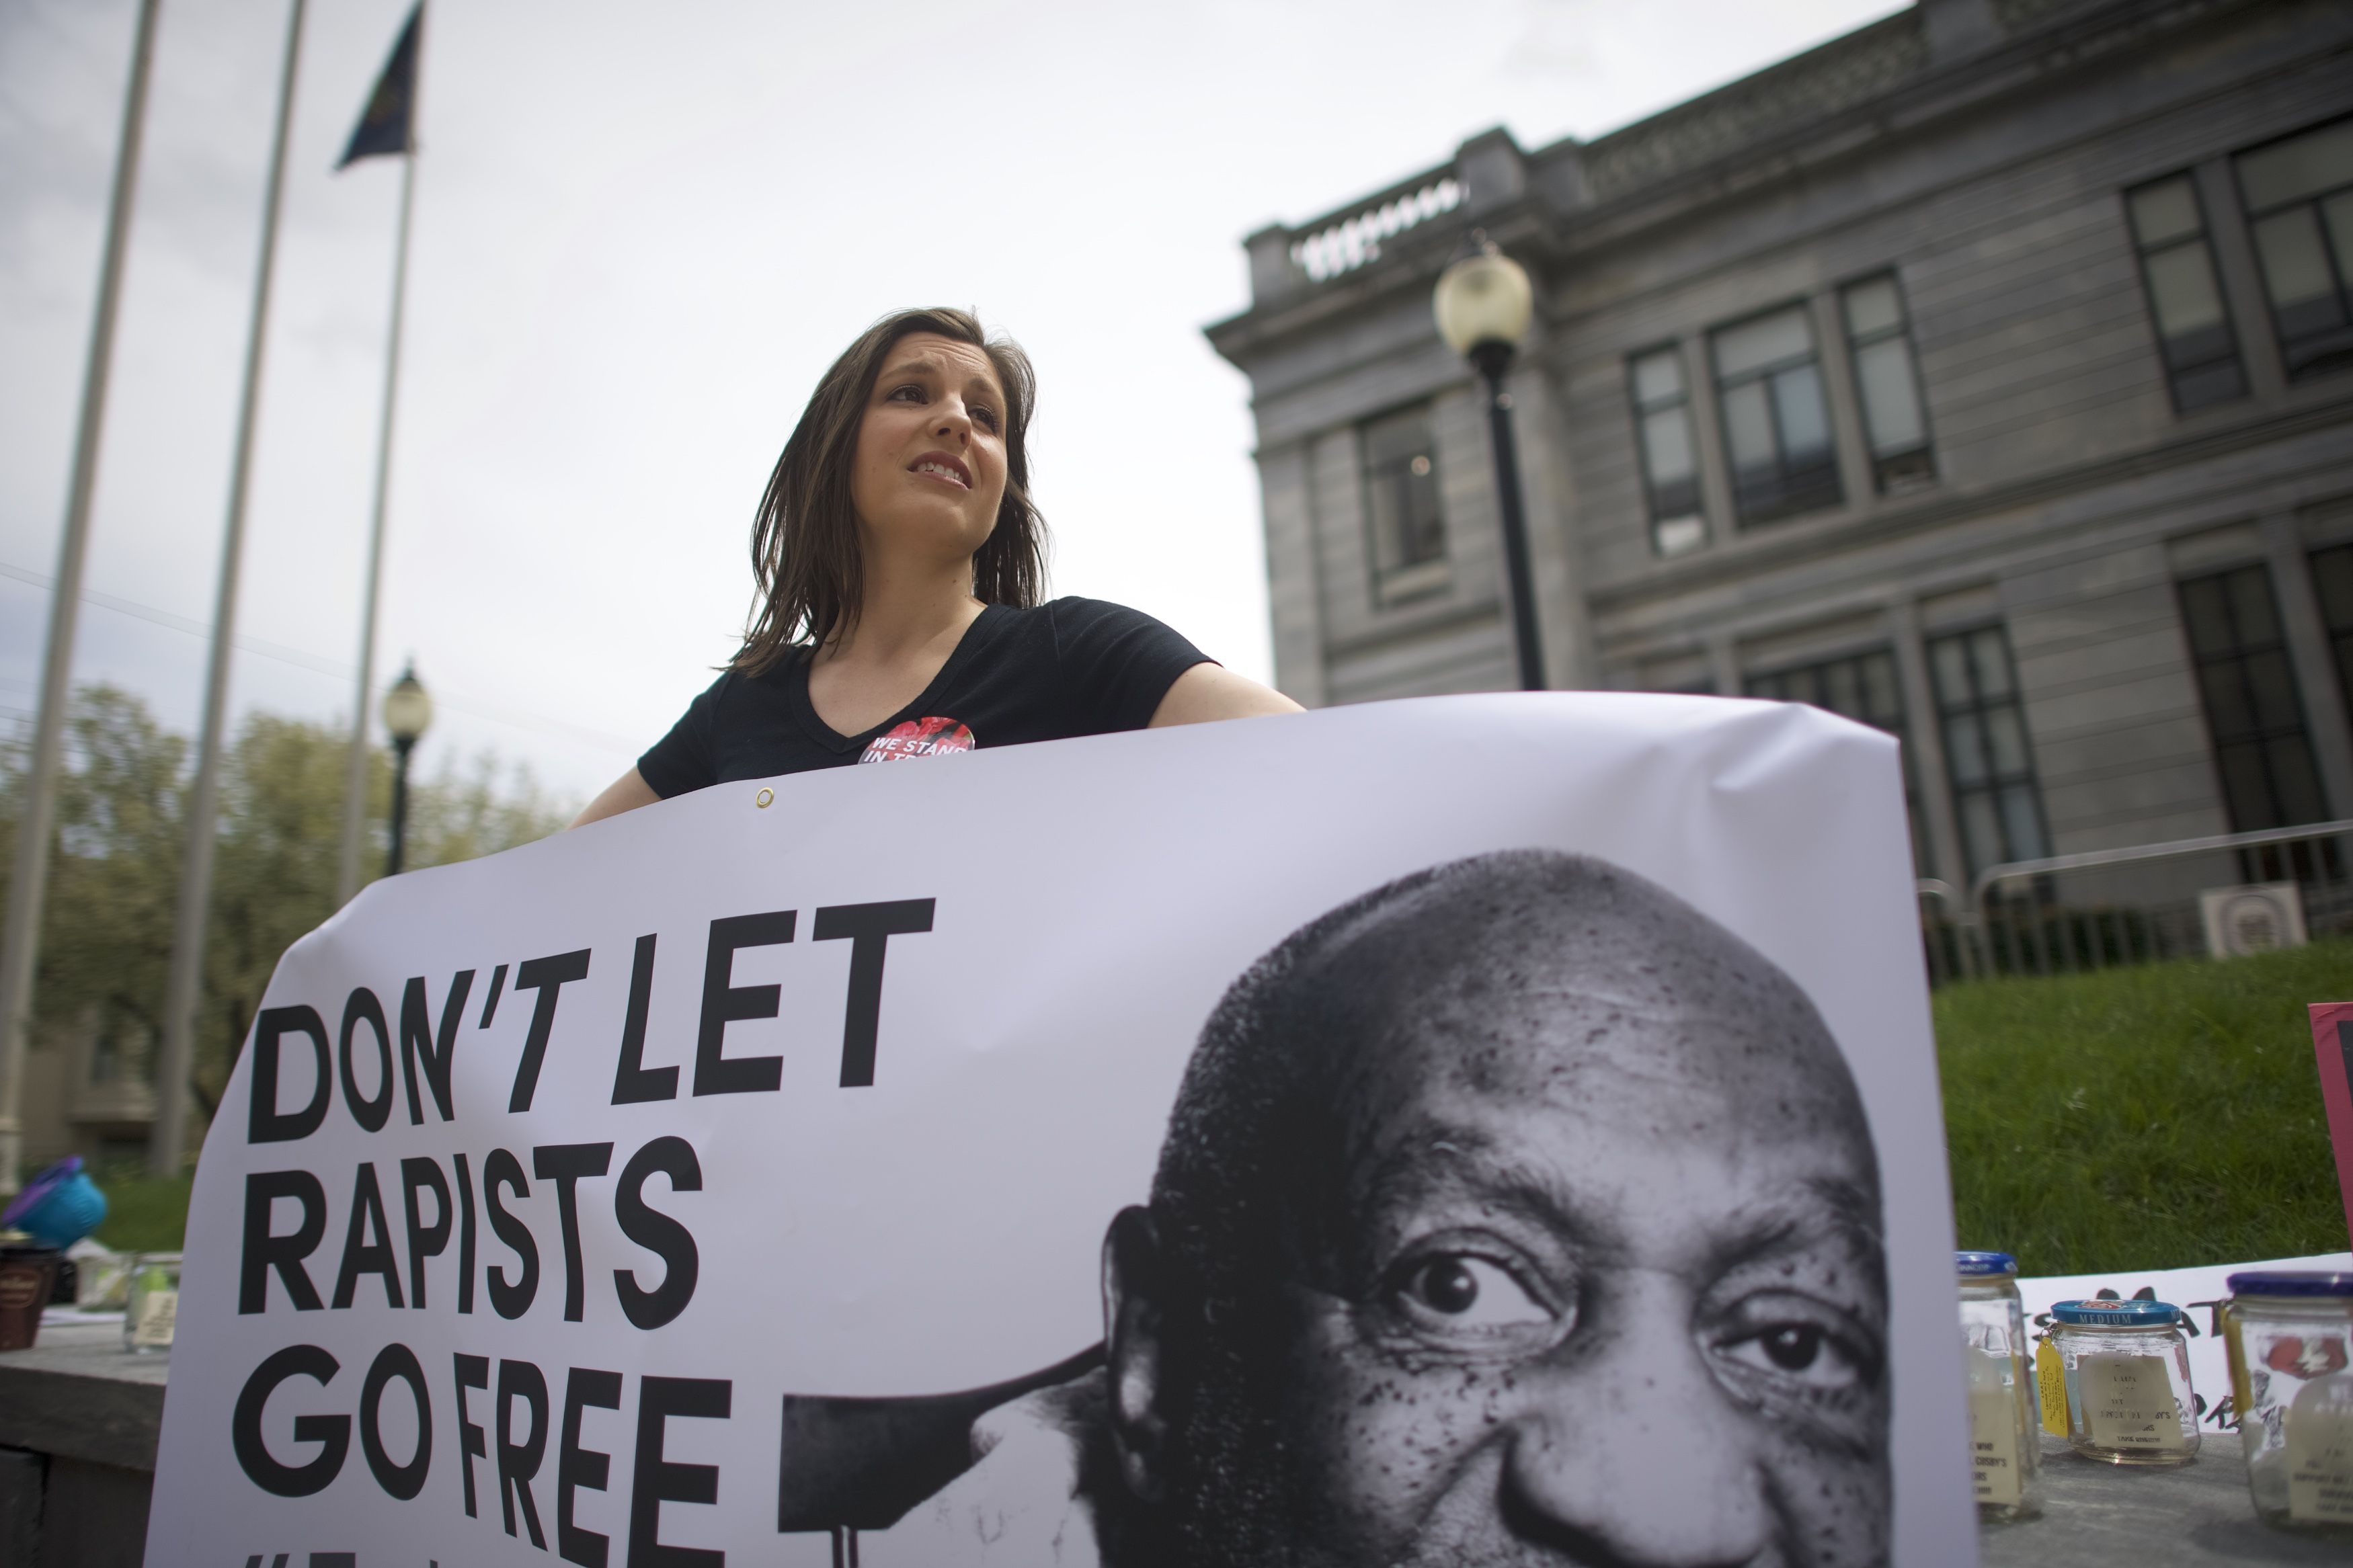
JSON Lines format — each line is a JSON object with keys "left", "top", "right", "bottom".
{"left": 335, "top": 3, "right": 421, "bottom": 169}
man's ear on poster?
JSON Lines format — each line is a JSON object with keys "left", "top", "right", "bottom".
{"left": 1103, "top": 1204, "right": 1172, "bottom": 1505}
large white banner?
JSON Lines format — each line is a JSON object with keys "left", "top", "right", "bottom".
{"left": 147, "top": 694, "right": 1972, "bottom": 1565}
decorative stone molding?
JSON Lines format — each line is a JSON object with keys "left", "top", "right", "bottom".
{"left": 1923, "top": 0, "right": 1999, "bottom": 60}
{"left": 1993, "top": 0, "right": 2095, "bottom": 29}
{"left": 1246, "top": 224, "right": 1304, "bottom": 307}
{"left": 1581, "top": 13, "right": 1929, "bottom": 204}
{"left": 1456, "top": 128, "right": 1528, "bottom": 217}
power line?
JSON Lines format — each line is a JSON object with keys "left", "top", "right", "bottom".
{"left": 0, "top": 556, "right": 641, "bottom": 757}
{"left": 0, "top": 557, "right": 342, "bottom": 675}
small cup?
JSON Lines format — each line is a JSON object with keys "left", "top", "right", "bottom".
{"left": 123, "top": 1252, "right": 182, "bottom": 1354}
{"left": 2050, "top": 1298, "right": 2200, "bottom": 1464}
{"left": 0, "top": 1243, "right": 62, "bottom": 1351}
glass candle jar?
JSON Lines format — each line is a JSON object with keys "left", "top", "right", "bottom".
{"left": 123, "top": 1251, "right": 181, "bottom": 1354}
{"left": 75, "top": 1249, "right": 132, "bottom": 1311}
{"left": 1958, "top": 1251, "right": 2042, "bottom": 1517}
{"left": 2222, "top": 1271, "right": 2353, "bottom": 1532}
{"left": 2050, "top": 1298, "right": 2199, "bottom": 1464}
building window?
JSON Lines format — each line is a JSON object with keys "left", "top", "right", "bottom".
{"left": 1360, "top": 404, "right": 1449, "bottom": 606}
{"left": 1927, "top": 626, "right": 2048, "bottom": 876}
{"left": 88, "top": 1019, "right": 122, "bottom": 1085}
{"left": 1711, "top": 304, "right": 1842, "bottom": 526}
{"left": 2125, "top": 174, "right": 2247, "bottom": 411}
{"left": 1839, "top": 274, "right": 1935, "bottom": 493}
{"left": 1628, "top": 346, "right": 1706, "bottom": 557}
{"left": 2178, "top": 564, "right": 2328, "bottom": 832}
{"left": 1746, "top": 648, "right": 1926, "bottom": 864}
{"left": 2235, "top": 117, "right": 2353, "bottom": 382}
{"left": 2308, "top": 542, "right": 2353, "bottom": 720}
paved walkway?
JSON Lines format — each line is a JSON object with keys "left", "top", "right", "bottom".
{"left": 1983, "top": 1432, "right": 2351, "bottom": 1565}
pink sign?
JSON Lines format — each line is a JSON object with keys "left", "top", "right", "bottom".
{"left": 2307, "top": 1003, "right": 2353, "bottom": 1247}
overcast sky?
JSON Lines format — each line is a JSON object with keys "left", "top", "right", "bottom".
{"left": 1, "top": 0, "right": 1904, "bottom": 805}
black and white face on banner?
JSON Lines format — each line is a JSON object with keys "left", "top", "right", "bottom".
{"left": 145, "top": 694, "right": 1972, "bottom": 1567}
{"left": 1097, "top": 852, "right": 1888, "bottom": 1567}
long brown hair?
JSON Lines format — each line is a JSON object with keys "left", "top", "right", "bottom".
{"left": 733, "top": 308, "right": 1047, "bottom": 675}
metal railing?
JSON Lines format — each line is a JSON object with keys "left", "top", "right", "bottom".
{"left": 1917, "top": 819, "right": 2353, "bottom": 985}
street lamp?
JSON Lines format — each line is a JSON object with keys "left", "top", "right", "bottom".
{"left": 1433, "top": 231, "right": 1544, "bottom": 691}
{"left": 381, "top": 663, "right": 432, "bottom": 877}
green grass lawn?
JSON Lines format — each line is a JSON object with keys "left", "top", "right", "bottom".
{"left": 1938, "top": 938, "right": 2353, "bottom": 1275}
{"left": 85, "top": 1167, "right": 192, "bottom": 1255}
{"left": 49, "top": 943, "right": 2353, "bottom": 1276}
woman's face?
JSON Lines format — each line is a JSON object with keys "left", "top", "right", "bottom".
{"left": 848, "top": 331, "right": 1010, "bottom": 573}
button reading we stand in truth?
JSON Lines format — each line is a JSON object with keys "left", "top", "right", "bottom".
{"left": 859, "top": 716, "right": 975, "bottom": 764}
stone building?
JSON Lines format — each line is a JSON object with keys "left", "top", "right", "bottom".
{"left": 1207, "top": 0, "right": 2353, "bottom": 905}
{"left": 16, "top": 1010, "right": 155, "bottom": 1171}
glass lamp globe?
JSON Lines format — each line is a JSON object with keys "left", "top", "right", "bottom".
{"left": 382, "top": 667, "right": 433, "bottom": 744}
{"left": 1433, "top": 240, "right": 1534, "bottom": 357}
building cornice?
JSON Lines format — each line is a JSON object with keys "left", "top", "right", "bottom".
{"left": 1205, "top": 0, "right": 2274, "bottom": 373}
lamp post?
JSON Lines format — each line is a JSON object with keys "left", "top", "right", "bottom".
{"left": 382, "top": 664, "right": 432, "bottom": 877}
{"left": 1433, "top": 231, "right": 1544, "bottom": 692}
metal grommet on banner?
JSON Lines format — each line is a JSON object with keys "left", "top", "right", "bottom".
{"left": 755, "top": 788, "right": 774, "bottom": 809}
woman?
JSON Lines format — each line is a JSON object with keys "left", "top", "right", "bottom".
{"left": 574, "top": 308, "right": 1298, "bottom": 826}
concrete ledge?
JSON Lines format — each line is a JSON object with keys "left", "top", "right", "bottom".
{"left": 1983, "top": 1432, "right": 2353, "bottom": 1566}
{"left": 5, "top": 1322, "right": 2348, "bottom": 1563}
{"left": 0, "top": 1321, "right": 167, "bottom": 1475}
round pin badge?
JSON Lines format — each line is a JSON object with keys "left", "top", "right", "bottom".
{"left": 858, "top": 716, "right": 976, "bottom": 764}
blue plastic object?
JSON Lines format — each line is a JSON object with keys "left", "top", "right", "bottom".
{"left": 1956, "top": 1250, "right": 2018, "bottom": 1276}
{"left": 0, "top": 1155, "right": 108, "bottom": 1250}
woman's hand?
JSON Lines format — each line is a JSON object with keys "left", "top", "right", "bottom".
{"left": 1148, "top": 663, "right": 1304, "bottom": 727}
{"left": 571, "top": 767, "right": 661, "bottom": 827}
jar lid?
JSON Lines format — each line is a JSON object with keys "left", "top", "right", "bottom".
{"left": 2227, "top": 1271, "right": 2353, "bottom": 1298}
{"left": 2052, "top": 1298, "right": 2180, "bottom": 1326}
{"left": 1957, "top": 1251, "right": 2018, "bottom": 1276}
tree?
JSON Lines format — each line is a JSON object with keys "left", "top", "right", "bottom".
{"left": 0, "top": 686, "right": 575, "bottom": 1141}
{"left": 2, "top": 688, "right": 186, "bottom": 1092}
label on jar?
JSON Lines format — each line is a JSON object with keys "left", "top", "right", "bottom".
{"left": 1969, "top": 1386, "right": 2024, "bottom": 1504}
{"left": 2035, "top": 1340, "right": 2068, "bottom": 1436}
{"left": 2080, "top": 1353, "right": 2188, "bottom": 1452}
{"left": 130, "top": 1288, "right": 177, "bottom": 1348}
{"left": 2286, "top": 1374, "right": 2353, "bottom": 1523}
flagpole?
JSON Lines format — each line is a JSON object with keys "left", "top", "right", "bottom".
{"left": 149, "top": 0, "right": 307, "bottom": 1179}
{"left": 0, "top": 0, "right": 163, "bottom": 1195}
{"left": 335, "top": 146, "right": 417, "bottom": 908}
{"left": 335, "top": 5, "right": 426, "bottom": 909}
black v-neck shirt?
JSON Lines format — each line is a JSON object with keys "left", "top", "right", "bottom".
{"left": 635, "top": 597, "right": 1211, "bottom": 798}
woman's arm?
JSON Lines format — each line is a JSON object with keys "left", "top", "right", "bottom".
{"left": 572, "top": 768, "right": 663, "bottom": 827}
{"left": 1148, "top": 663, "right": 1304, "bottom": 727}
{"left": 575, "top": 667, "right": 1291, "bottom": 823}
